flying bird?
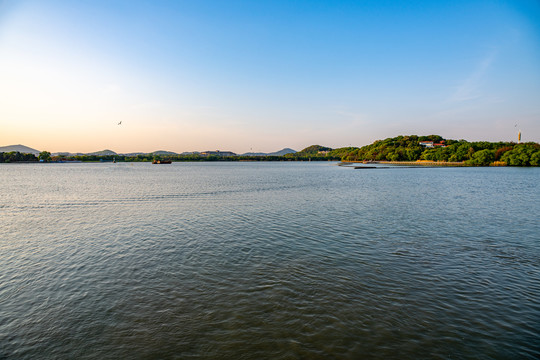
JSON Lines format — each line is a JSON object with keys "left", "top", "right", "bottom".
{"left": 118, "top": 121, "right": 122, "bottom": 125}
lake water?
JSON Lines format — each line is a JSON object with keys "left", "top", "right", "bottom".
{"left": 1, "top": 162, "right": 539, "bottom": 359}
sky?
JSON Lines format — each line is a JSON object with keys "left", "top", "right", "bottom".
{"left": 1, "top": 0, "right": 539, "bottom": 153}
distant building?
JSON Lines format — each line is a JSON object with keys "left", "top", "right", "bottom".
{"left": 201, "top": 150, "right": 236, "bottom": 157}
{"left": 419, "top": 140, "right": 446, "bottom": 148}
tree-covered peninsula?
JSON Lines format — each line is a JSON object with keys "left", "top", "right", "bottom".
{"left": 328, "top": 135, "right": 540, "bottom": 166}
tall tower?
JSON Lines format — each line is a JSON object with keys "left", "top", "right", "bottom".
{"left": 518, "top": 131, "right": 521, "bottom": 143}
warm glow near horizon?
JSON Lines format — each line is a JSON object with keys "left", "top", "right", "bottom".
{"left": 1, "top": 0, "right": 539, "bottom": 154}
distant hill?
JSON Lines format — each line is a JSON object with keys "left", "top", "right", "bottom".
{"left": 0, "top": 144, "right": 40, "bottom": 155}
{"left": 88, "top": 149, "right": 117, "bottom": 156}
{"left": 268, "top": 148, "right": 296, "bottom": 156}
{"left": 241, "top": 148, "right": 297, "bottom": 156}
{"left": 296, "top": 145, "right": 332, "bottom": 155}
{"left": 151, "top": 150, "right": 178, "bottom": 155}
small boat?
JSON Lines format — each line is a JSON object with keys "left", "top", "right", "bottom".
{"left": 152, "top": 160, "right": 172, "bottom": 164}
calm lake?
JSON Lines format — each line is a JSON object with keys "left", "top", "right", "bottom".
{"left": 1, "top": 162, "right": 539, "bottom": 359}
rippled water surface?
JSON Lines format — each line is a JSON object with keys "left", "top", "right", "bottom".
{"left": 1, "top": 162, "right": 539, "bottom": 359}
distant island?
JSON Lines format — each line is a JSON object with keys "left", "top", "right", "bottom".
{"left": 1, "top": 135, "right": 539, "bottom": 166}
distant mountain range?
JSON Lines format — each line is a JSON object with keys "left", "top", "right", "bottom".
{"left": 0, "top": 145, "right": 297, "bottom": 157}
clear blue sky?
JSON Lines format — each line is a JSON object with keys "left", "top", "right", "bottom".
{"left": 1, "top": 0, "right": 539, "bottom": 153}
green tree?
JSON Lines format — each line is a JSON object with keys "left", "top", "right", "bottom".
{"left": 530, "top": 151, "right": 540, "bottom": 166}
{"left": 495, "top": 146, "right": 513, "bottom": 160}
{"left": 405, "top": 147, "right": 422, "bottom": 161}
{"left": 39, "top": 151, "right": 51, "bottom": 162}
{"left": 466, "top": 149, "right": 495, "bottom": 166}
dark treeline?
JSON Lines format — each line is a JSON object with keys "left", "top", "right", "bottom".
{"left": 0, "top": 152, "right": 38, "bottom": 163}
{"left": 0, "top": 153, "right": 335, "bottom": 163}
{"left": 2, "top": 135, "right": 539, "bottom": 165}
{"left": 70, "top": 154, "right": 338, "bottom": 162}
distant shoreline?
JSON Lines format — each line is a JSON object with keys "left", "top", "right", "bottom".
{"left": 1, "top": 160, "right": 535, "bottom": 168}
{"left": 342, "top": 160, "right": 467, "bottom": 167}
{"left": 2, "top": 135, "right": 540, "bottom": 166}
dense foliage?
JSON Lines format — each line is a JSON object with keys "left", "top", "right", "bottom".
{"left": 39, "top": 151, "right": 52, "bottom": 162}
{"left": 0, "top": 152, "right": 38, "bottom": 163}
{"left": 296, "top": 145, "right": 332, "bottom": 155}
{"left": 279, "top": 145, "right": 338, "bottom": 160}
{"left": 499, "top": 143, "right": 540, "bottom": 166}
{"left": 330, "top": 135, "right": 540, "bottom": 166}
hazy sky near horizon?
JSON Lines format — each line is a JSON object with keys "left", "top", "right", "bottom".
{"left": 1, "top": 0, "right": 539, "bottom": 153}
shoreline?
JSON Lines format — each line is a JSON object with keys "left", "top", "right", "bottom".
{"left": 341, "top": 160, "right": 466, "bottom": 167}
